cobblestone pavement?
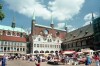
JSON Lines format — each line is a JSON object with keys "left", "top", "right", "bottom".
{"left": 7, "top": 60, "right": 95, "bottom": 66}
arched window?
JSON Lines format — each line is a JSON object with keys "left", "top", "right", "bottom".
{"left": 45, "top": 51, "right": 49, "bottom": 53}
{"left": 34, "top": 50, "right": 39, "bottom": 53}
{"left": 40, "top": 50, "right": 44, "bottom": 53}
{"left": 50, "top": 51, "right": 54, "bottom": 53}
{"left": 55, "top": 51, "right": 58, "bottom": 53}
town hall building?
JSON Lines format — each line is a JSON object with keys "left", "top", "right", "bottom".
{"left": 29, "top": 13, "right": 67, "bottom": 55}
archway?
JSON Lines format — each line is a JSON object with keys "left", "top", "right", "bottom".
{"left": 34, "top": 50, "right": 39, "bottom": 53}
{"left": 45, "top": 51, "right": 49, "bottom": 53}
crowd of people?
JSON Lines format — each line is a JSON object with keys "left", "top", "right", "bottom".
{"left": 0, "top": 52, "right": 100, "bottom": 66}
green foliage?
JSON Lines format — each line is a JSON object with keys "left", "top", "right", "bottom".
{"left": 0, "top": 3, "right": 5, "bottom": 21}
{"left": 0, "top": 4, "right": 2, "bottom": 9}
{"left": 0, "top": 11, "right": 5, "bottom": 21}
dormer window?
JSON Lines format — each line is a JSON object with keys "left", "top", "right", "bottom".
{"left": 20, "top": 33, "right": 23, "bottom": 37}
{"left": 12, "top": 32, "right": 15, "bottom": 36}
{"left": 7, "top": 31, "right": 11, "bottom": 35}
{"left": 3, "top": 30, "right": 5, "bottom": 35}
{"left": 80, "top": 30, "right": 82, "bottom": 33}
{"left": 73, "top": 35, "right": 76, "bottom": 38}
{"left": 17, "top": 32, "right": 20, "bottom": 36}
{"left": 70, "top": 33, "right": 72, "bottom": 36}
{"left": 0, "top": 31, "right": 2, "bottom": 35}
{"left": 85, "top": 31, "right": 88, "bottom": 34}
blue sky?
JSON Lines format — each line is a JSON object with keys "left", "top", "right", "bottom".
{"left": 0, "top": 0, "right": 100, "bottom": 32}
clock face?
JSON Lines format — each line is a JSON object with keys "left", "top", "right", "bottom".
{"left": 43, "top": 29, "right": 48, "bottom": 34}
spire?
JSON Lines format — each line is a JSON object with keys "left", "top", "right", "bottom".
{"left": 65, "top": 22, "right": 67, "bottom": 28}
{"left": 11, "top": 16, "right": 16, "bottom": 28}
{"left": 51, "top": 12, "right": 54, "bottom": 24}
{"left": 65, "top": 21, "right": 67, "bottom": 31}
{"left": 92, "top": 12, "right": 94, "bottom": 22}
{"left": 31, "top": 9, "right": 36, "bottom": 35}
{"left": 50, "top": 12, "right": 54, "bottom": 28}
{"left": 12, "top": 16, "right": 15, "bottom": 23}
{"left": 32, "top": 10, "right": 35, "bottom": 20}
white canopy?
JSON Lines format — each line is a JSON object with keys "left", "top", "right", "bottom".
{"left": 62, "top": 51, "right": 75, "bottom": 54}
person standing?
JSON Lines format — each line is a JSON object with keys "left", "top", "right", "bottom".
{"left": 85, "top": 54, "right": 92, "bottom": 66}
{"left": 2, "top": 56, "right": 6, "bottom": 66}
{"left": 94, "top": 54, "right": 100, "bottom": 66}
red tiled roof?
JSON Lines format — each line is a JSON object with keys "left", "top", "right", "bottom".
{"left": 0, "top": 35, "right": 27, "bottom": 42}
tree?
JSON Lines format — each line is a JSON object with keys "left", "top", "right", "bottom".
{"left": 0, "top": 4, "right": 5, "bottom": 21}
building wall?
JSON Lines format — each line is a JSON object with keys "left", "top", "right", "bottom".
{"left": 0, "top": 41, "right": 26, "bottom": 54}
{"left": 31, "top": 35, "right": 61, "bottom": 54}
{"left": 0, "top": 26, "right": 27, "bottom": 55}
{"left": 30, "top": 20, "right": 67, "bottom": 55}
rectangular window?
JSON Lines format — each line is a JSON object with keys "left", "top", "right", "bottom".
{"left": 82, "top": 41, "right": 86, "bottom": 45}
{"left": 0, "top": 47, "right": 3, "bottom": 51}
{"left": 37, "top": 44, "right": 39, "bottom": 47}
{"left": 42, "top": 44, "right": 44, "bottom": 47}
{"left": 48, "top": 45, "right": 49, "bottom": 48}
{"left": 40, "top": 44, "right": 42, "bottom": 47}
{"left": 55, "top": 45, "right": 56, "bottom": 48}
{"left": 77, "top": 42, "right": 81, "bottom": 47}
{"left": 23, "top": 48, "right": 25, "bottom": 51}
{"left": 59, "top": 45, "right": 60, "bottom": 48}
{"left": 45, "top": 44, "right": 47, "bottom": 48}
{"left": 20, "top": 48, "right": 22, "bottom": 51}
{"left": 34, "top": 44, "right": 36, "bottom": 47}
{"left": 50, "top": 45, "right": 52, "bottom": 48}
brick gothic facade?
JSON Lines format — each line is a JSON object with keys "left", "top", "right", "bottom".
{"left": 61, "top": 24, "right": 94, "bottom": 51}
{"left": 29, "top": 19, "right": 67, "bottom": 54}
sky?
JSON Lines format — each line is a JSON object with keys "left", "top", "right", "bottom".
{"left": 0, "top": 0, "right": 100, "bottom": 32}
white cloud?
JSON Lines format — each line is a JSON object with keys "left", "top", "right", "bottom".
{"left": 57, "top": 23, "right": 65, "bottom": 29}
{"left": 57, "top": 23, "right": 76, "bottom": 32}
{"left": 83, "top": 13, "right": 98, "bottom": 26}
{"left": 48, "top": 0, "right": 85, "bottom": 21}
{"left": 4, "top": 0, "right": 51, "bottom": 20}
{"left": 67, "top": 25, "right": 76, "bottom": 32}
{"left": 4, "top": 0, "right": 85, "bottom": 21}
{"left": 25, "top": 28, "right": 31, "bottom": 35}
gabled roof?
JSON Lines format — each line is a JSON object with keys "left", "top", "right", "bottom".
{"left": 66, "top": 24, "right": 93, "bottom": 42}
{"left": 0, "top": 25, "right": 26, "bottom": 32}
